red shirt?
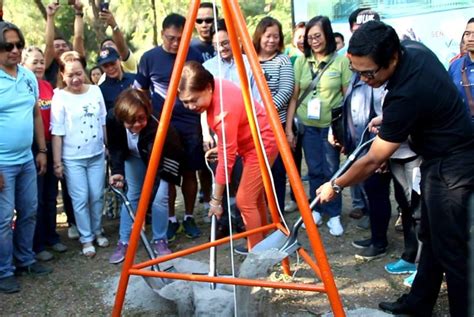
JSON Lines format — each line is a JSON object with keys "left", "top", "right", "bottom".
{"left": 207, "top": 79, "right": 277, "bottom": 184}
{"left": 38, "top": 79, "right": 53, "bottom": 141}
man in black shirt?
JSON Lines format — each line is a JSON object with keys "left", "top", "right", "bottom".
{"left": 318, "top": 21, "right": 474, "bottom": 316}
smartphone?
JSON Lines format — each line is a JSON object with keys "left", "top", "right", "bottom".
{"left": 100, "top": 2, "right": 109, "bottom": 11}
{"left": 55, "top": 0, "right": 75, "bottom": 4}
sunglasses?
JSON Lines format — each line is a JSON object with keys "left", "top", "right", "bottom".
{"left": 349, "top": 63, "right": 382, "bottom": 80}
{"left": 196, "top": 18, "right": 213, "bottom": 25}
{"left": 0, "top": 41, "right": 25, "bottom": 52}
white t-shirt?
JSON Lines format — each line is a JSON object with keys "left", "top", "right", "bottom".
{"left": 126, "top": 129, "right": 141, "bottom": 158}
{"left": 51, "top": 85, "right": 106, "bottom": 159}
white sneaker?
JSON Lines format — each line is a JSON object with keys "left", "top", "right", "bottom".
{"left": 302, "top": 211, "right": 323, "bottom": 229}
{"left": 67, "top": 225, "right": 80, "bottom": 240}
{"left": 327, "top": 216, "right": 344, "bottom": 236}
{"left": 284, "top": 200, "right": 298, "bottom": 213}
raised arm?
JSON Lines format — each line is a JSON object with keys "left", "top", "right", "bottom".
{"left": 44, "top": 3, "right": 59, "bottom": 69}
{"left": 99, "top": 9, "right": 129, "bottom": 61}
{"left": 72, "top": 0, "right": 85, "bottom": 57}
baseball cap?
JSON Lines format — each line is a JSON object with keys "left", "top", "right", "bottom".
{"left": 97, "top": 47, "right": 120, "bottom": 65}
{"left": 356, "top": 10, "right": 381, "bottom": 25}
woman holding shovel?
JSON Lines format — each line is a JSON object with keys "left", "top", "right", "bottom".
{"left": 178, "top": 61, "right": 278, "bottom": 252}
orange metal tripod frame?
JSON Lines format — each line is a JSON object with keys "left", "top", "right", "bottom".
{"left": 224, "top": 0, "right": 345, "bottom": 316}
{"left": 111, "top": 1, "right": 200, "bottom": 315}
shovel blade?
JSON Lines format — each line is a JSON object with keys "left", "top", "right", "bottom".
{"left": 250, "top": 229, "right": 288, "bottom": 253}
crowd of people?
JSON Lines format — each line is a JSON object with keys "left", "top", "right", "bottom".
{"left": 0, "top": 1, "right": 473, "bottom": 316}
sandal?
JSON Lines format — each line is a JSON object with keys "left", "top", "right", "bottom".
{"left": 96, "top": 235, "right": 110, "bottom": 248}
{"left": 82, "top": 243, "right": 96, "bottom": 258}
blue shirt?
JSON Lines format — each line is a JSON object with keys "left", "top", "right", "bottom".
{"left": 99, "top": 72, "right": 135, "bottom": 111}
{"left": 133, "top": 45, "right": 203, "bottom": 132}
{"left": 448, "top": 54, "right": 474, "bottom": 117}
{"left": 190, "top": 38, "right": 216, "bottom": 62}
{"left": 203, "top": 54, "right": 262, "bottom": 103}
{"left": 0, "top": 66, "right": 39, "bottom": 165}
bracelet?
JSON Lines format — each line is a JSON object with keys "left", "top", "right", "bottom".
{"left": 38, "top": 148, "right": 48, "bottom": 153}
{"left": 75, "top": 12, "right": 84, "bottom": 17}
{"left": 112, "top": 25, "right": 119, "bottom": 32}
{"left": 211, "top": 195, "right": 222, "bottom": 202}
{"left": 209, "top": 202, "right": 222, "bottom": 208}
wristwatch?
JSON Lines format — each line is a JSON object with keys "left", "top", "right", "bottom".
{"left": 331, "top": 179, "right": 343, "bottom": 194}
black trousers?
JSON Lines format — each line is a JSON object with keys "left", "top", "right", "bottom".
{"left": 405, "top": 150, "right": 474, "bottom": 317}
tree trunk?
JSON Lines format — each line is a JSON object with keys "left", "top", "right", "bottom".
{"left": 151, "top": 0, "right": 158, "bottom": 46}
{"left": 32, "top": 0, "right": 66, "bottom": 40}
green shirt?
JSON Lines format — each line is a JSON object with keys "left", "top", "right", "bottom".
{"left": 293, "top": 53, "right": 351, "bottom": 127}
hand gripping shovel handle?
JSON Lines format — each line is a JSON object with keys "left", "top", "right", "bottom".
{"left": 279, "top": 136, "right": 375, "bottom": 253}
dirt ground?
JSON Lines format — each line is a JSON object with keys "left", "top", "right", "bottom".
{"left": 0, "top": 180, "right": 450, "bottom": 316}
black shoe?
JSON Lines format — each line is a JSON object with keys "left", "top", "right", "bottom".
{"left": 351, "top": 238, "right": 371, "bottom": 249}
{"left": 234, "top": 245, "right": 248, "bottom": 256}
{"left": 183, "top": 217, "right": 201, "bottom": 239}
{"left": 167, "top": 221, "right": 182, "bottom": 242}
{"left": 379, "top": 294, "right": 416, "bottom": 315}
{"left": 355, "top": 245, "right": 387, "bottom": 261}
{"left": 15, "top": 262, "right": 53, "bottom": 276}
{"left": 0, "top": 276, "right": 20, "bottom": 294}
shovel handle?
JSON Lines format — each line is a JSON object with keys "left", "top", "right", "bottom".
{"left": 209, "top": 214, "right": 217, "bottom": 290}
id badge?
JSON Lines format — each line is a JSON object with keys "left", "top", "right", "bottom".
{"left": 307, "top": 98, "right": 321, "bottom": 120}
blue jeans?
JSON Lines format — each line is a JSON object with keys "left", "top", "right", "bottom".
{"left": 63, "top": 153, "right": 105, "bottom": 244}
{"left": 118, "top": 155, "right": 169, "bottom": 243}
{"left": 302, "top": 126, "right": 341, "bottom": 217}
{"left": 350, "top": 184, "right": 368, "bottom": 211}
{"left": 0, "top": 160, "right": 38, "bottom": 278}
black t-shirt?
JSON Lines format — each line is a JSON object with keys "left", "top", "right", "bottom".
{"left": 190, "top": 38, "right": 215, "bottom": 62}
{"left": 45, "top": 59, "right": 60, "bottom": 88}
{"left": 379, "top": 40, "right": 474, "bottom": 160}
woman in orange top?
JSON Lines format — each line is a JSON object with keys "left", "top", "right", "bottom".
{"left": 178, "top": 61, "right": 278, "bottom": 250}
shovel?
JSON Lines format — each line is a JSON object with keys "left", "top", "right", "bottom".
{"left": 251, "top": 132, "right": 376, "bottom": 256}
{"left": 110, "top": 185, "right": 176, "bottom": 293}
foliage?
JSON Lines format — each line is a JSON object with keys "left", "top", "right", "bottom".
{"left": 3, "top": 0, "right": 292, "bottom": 68}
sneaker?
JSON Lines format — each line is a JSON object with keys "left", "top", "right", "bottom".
{"left": 403, "top": 270, "right": 417, "bottom": 287}
{"left": 0, "top": 276, "right": 20, "bottom": 294}
{"left": 167, "top": 221, "right": 183, "bottom": 242}
{"left": 67, "top": 225, "right": 80, "bottom": 240}
{"left": 109, "top": 242, "right": 127, "bottom": 264}
{"left": 385, "top": 259, "right": 417, "bottom": 275}
{"left": 51, "top": 242, "right": 68, "bottom": 253}
{"left": 183, "top": 217, "right": 201, "bottom": 239}
{"left": 349, "top": 208, "right": 364, "bottom": 219}
{"left": 327, "top": 216, "right": 344, "bottom": 236}
{"left": 284, "top": 200, "right": 298, "bottom": 213}
{"left": 96, "top": 235, "right": 110, "bottom": 248}
{"left": 302, "top": 211, "right": 323, "bottom": 229}
{"left": 15, "top": 262, "right": 53, "bottom": 276}
{"left": 152, "top": 240, "right": 172, "bottom": 256}
{"left": 351, "top": 238, "right": 372, "bottom": 249}
{"left": 35, "top": 250, "right": 54, "bottom": 262}
{"left": 356, "top": 215, "right": 370, "bottom": 230}
{"left": 234, "top": 245, "right": 248, "bottom": 256}
{"left": 355, "top": 245, "right": 387, "bottom": 261}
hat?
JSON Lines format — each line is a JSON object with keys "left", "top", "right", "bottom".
{"left": 97, "top": 47, "right": 120, "bottom": 65}
{"left": 356, "top": 10, "right": 381, "bottom": 25}
{"left": 0, "top": 20, "right": 25, "bottom": 47}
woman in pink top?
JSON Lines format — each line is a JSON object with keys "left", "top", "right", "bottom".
{"left": 178, "top": 61, "right": 278, "bottom": 250}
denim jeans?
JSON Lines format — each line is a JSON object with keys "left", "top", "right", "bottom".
{"left": 0, "top": 160, "right": 38, "bottom": 278}
{"left": 301, "top": 125, "right": 341, "bottom": 217}
{"left": 63, "top": 153, "right": 105, "bottom": 244}
{"left": 350, "top": 184, "right": 368, "bottom": 212}
{"left": 33, "top": 143, "right": 60, "bottom": 252}
{"left": 118, "top": 155, "right": 169, "bottom": 243}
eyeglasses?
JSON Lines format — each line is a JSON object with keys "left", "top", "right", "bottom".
{"left": 196, "top": 18, "right": 213, "bottom": 25}
{"left": 0, "top": 41, "right": 25, "bottom": 52}
{"left": 163, "top": 34, "right": 182, "bottom": 43}
{"left": 212, "top": 40, "right": 230, "bottom": 50}
{"left": 349, "top": 63, "right": 382, "bottom": 80}
{"left": 307, "top": 33, "right": 322, "bottom": 43}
